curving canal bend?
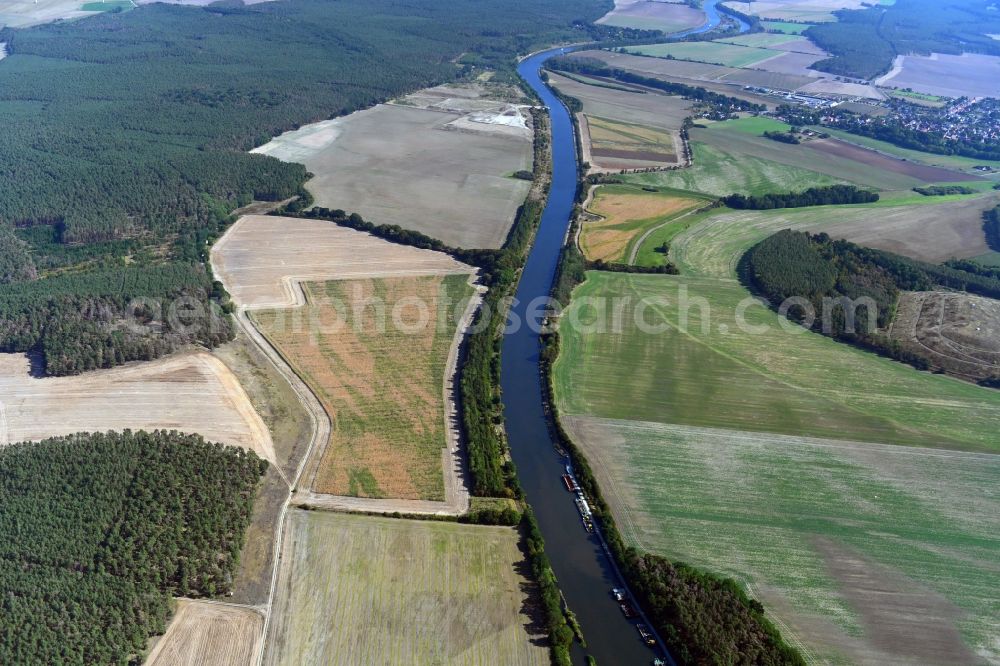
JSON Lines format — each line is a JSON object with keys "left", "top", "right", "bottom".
{"left": 502, "top": 3, "right": 746, "bottom": 664}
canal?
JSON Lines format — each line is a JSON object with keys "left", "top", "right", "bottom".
{"left": 501, "top": 2, "right": 746, "bottom": 664}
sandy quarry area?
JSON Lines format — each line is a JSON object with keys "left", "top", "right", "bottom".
{"left": 890, "top": 291, "right": 1000, "bottom": 381}
{"left": 251, "top": 83, "right": 532, "bottom": 249}
{"left": 211, "top": 215, "right": 471, "bottom": 309}
{"left": 0, "top": 0, "right": 99, "bottom": 27}
{"left": 0, "top": 350, "right": 276, "bottom": 465}
{"left": 145, "top": 600, "right": 263, "bottom": 666}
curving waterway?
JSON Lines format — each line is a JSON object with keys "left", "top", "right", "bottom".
{"left": 503, "top": 2, "right": 745, "bottom": 663}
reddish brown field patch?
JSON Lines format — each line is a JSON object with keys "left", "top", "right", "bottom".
{"left": 805, "top": 138, "right": 980, "bottom": 183}
{"left": 252, "top": 274, "right": 475, "bottom": 500}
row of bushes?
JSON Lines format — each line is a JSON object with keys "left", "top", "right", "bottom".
{"left": 723, "top": 184, "right": 879, "bottom": 210}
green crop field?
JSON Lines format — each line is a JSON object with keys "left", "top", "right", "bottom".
{"left": 625, "top": 42, "right": 782, "bottom": 68}
{"left": 622, "top": 141, "right": 846, "bottom": 197}
{"left": 718, "top": 33, "right": 803, "bottom": 48}
{"left": 762, "top": 21, "right": 815, "bottom": 34}
{"left": 630, "top": 208, "right": 718, "bottom": 268}
{"left": 265, "top": 511, "right": 547, "bottom": 666}
{"left": 708, "top": 116, "right": 792, "bottom": 135}
{"left": 695, "top": 126, "right": 924, "bottom": 190}
{"left": 80, "top": 0, "right": 132, "bottom": 11}
{"left": 554, "top": 272, "right": 1000, "bottom": 452}
{"left": 564, "top": 415, "right": 1000, "bottom": 664}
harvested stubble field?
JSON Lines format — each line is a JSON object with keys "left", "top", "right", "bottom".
{"left": 889, "top": 291, "right": 1000, "bottom": 381}
{"left": 211, "top": 215, "right": 469, "bottom": 309}
{"left": 718, "top": 33, "right": 824, "bottom": 54}
{"left": 554, "top": 272, "right": 1000, "bottom": 452}
{"left": 251, "top": 86, "right": 532, "bottom": 249}
{"left": 815, "top": 126, "right": 1000, "bottom": 174}
{"left": 0, "top": 350, "right": 276, "bottom": 464}
{"left": 805, "top": 138, "right": 982, "bottom": 184}
{"left": 145, "top": 600, "right": 263, "bottom": 666}
{"left": 596, "top": 0, "right": 705, "bottom": 33}
{"left": 264, "top": 510, "right": 547, "bottom": 666}
{"left": 562, "top": 415, "right": 1000, "bottom": 664}
{"left": 0, "top": 0, "right": 96, "bottom": 27}
{"left": 668, "top": 197, "right": 996, "bottom": 277}
{"left": 877, "top": 52, "right": 1000, "bottom": 99}
{"left": 252, "top": 274, "right": 475, "bottom": 500}
{"left": 626, "top": 41, "right": 785, "bottom": 68}
{"left": 580, "top": 185, "right": 705, "bottom": 263}
{"left": 547, "top": 72, "right": 692, "bottom": 131}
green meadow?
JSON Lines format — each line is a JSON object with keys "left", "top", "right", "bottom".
{"left": 565, "top": 416, "right": 1000, "bottom": 664}
{"left": 762, "top": 21, "right": 814, "bottom": 34}
{"left": 623, "top": 141, "right": 845, "bottom": 197}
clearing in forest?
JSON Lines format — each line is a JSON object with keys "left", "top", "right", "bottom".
{"left": 252, "top": 274, "right": 475, "bottom": 500}
{"left": 250, "top": 83, "right": 532, "bottom": 249}
{"left": 211, "top": 215, "right": 469, "bottom": 309}
{"left": 626, "top": 41, "right": 785, "bottom": 68}
{"left": 0, "top": 350, "right": 275, "bottom": 465}
{"left": 145, "top": 600, "right": 263, "bottom": 666}
{"left": 596, "top": 0, "right": 705, "bottom": 33}
{"left": 264, "top": 511, "right": 548, "bottom": 666}
{"left": 580, "top": 185, "right": 706, "bottom": 263}
{"left": 876, "top": 52, "right": 1000, "bottom": 99}
{"left": 721, "top": 0, "right": 869, "bottom": 22}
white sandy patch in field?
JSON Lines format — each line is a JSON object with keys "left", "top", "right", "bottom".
{"left": 250, "top": 102, "right": 531, "bottom": 249}
{"left": 0, "top": 351, "right": 276, "bottom": 465}
{"left": 0, "top": 42, "right": 6, "bottom": 60}
{"left": 799, "top": 79, "right": 885, "bottom": 99}
{"left": 876, "top": 52, "right": 1000, "bottom": 98}
{"left": 211, "top": 215, "right": 471, "bottom": 309}
{"left": 251, "top": 118, "right": 345, "bottom": 163}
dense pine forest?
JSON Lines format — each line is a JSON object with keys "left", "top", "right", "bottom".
{"left": 0, "top": 431, "right": 266, "bottom": 664}
{"left": 0, "top": 0, "right": 614, "bottom": 375}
